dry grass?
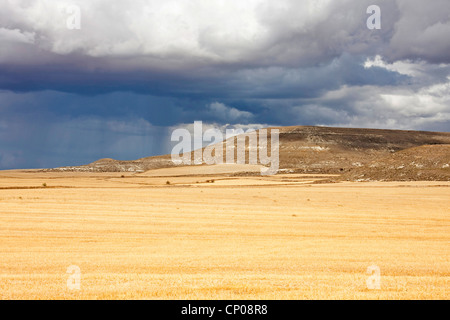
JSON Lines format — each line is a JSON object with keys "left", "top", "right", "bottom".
{"left": 0, "top": 168, "right": 448, "bottom": 299}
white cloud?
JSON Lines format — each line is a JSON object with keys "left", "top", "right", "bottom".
{"left": 2, "top": 0, "right": 447, "bottom": 67}
{"left": 381, "top": 80, "right": 450, "bottom": 117}
{"left": 207, "top": 102, "right": 253, "bottom": 122}
{"left": 364, "top": 55, "right": 450, "bottom": 83}
{"left": 364, "top": 55, "right": 418, "bottom": 76}
{"left": 0, "top": 0, "right": 268, "bottom": 61}
{"left": 317, "top": 79, "right": 450, "bottom": 130}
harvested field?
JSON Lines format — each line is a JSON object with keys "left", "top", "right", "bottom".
{"left": 0, "top": 165, "right": 448, "bottom": 299}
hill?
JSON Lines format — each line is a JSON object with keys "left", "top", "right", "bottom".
{"left": 341, "top": 144, "right": 450, "bottom": 181}
{"left": 48, "top": 126, "right": 450, "bottom": 181}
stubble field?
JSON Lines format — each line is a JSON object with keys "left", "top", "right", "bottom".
{"left": 0, "top": 167, "right": 448, "bottom": 299}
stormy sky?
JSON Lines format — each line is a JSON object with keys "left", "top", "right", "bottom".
{"left": 1, "top": 0, "right": 449, "bottom": 169}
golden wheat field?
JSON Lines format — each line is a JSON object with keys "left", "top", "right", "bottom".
{"left": 0, "top": 166, "right": 448, "bottom": 299}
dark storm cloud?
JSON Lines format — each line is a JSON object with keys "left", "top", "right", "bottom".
{"left": 0, "top": 0, "right": 404, "bottom": 95}
{"left": 0, "top": 0, "right": 446, "bottom": 100}
{"left": 0, "top": 53, "right": 408, "bottom": 102}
